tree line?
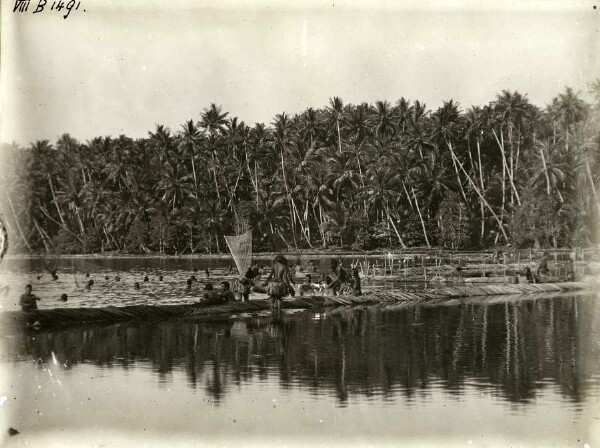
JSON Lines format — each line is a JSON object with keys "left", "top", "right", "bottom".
{"left": 1, "top": 82, "right": 599, "bottom": 254}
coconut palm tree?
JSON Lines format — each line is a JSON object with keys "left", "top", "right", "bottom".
{"left": 327, "top": 96, "right": 345, "bottom": 154}
{"left": 177, "top": 119, "right": 202, "bottom": 196}
{"left": 200, "top": 103, "right": 229, "bottom": 202}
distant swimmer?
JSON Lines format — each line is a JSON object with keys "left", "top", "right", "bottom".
{"left": 85, "top": 280, "right": 94, "bottom": 290}
{"left": 134, "top": 282, "right": 140, "bottom": 290}
{"left": 205, "top": 268, "right": 210, "bottom": 279}
{"left": 60, "top": 293, "right": 68, "bottom": 302}
{"left": 143, "top": 275, "right": 149, "bottom": 282}
{"left": 104, "top": 275, "right": 109, "bottom": 280}
{"left": 186, "top": 278, "right": 192, "bottom": 290}
{"left": 19, "top": 284, "right": 41, "bottom": 312}
{"left": 159, "top": 275, "right": 164, "bottom": 281}
{"left": 85, "top": 272, "right": 90, "bottom": 278}
{"left": 115, "top": 276, "right": 121, "bottom": 282}
{"left": 190, "top": 275, "right": 197, "bottom": 283}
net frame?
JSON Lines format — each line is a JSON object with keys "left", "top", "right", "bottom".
{"left": 224, "top": 230, "right": 253, "bottom": 276}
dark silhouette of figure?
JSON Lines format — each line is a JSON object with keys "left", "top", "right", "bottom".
{"left": 19, "top": 285, "right": 40, "bottom": 312}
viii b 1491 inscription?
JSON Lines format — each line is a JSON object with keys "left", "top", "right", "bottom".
{"left": 13, "top": 0, "right": 84, "bottom": 19}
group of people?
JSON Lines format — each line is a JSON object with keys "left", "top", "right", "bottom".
{"left": 18, "top": 256, "right": 364, "bottom": 313}
{"left": 297, "top": 260, "right": 362, "bottom": 297}
{"left": 234, "top": 256, "right": 363, "bottom": 312}
{"left": 522, "top": 251, "right": 576, "bottom": 283}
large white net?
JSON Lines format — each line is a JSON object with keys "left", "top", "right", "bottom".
{"left": 224, "top": 230, "right": 252, "bottom": 276}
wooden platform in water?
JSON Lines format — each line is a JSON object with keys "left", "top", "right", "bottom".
{"left": 0, "top": 281, "right": 594, "bottom": 331}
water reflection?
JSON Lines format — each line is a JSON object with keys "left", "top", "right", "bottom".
{"left": 4, "top": 295, "right": 599, "bottom": 407}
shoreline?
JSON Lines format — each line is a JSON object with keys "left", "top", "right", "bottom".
{"left": 1, "top": 246, "right": 593, "bottom": 261}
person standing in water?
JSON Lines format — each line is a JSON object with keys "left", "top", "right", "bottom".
{"left": 263, "top": 254, "right": 295, "bottom": 313}
{"left": 19, "top": 285, "right": 41, "bottom": 312}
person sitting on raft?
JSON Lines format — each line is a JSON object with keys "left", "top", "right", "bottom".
{"left": 537, "top": 251, "right": 551, "bottom": 276}
{"left": 329, "top": 259, "right": 349, "bottom": 295}
{"left": 565, "top": 259, "right": 576, "bottom": 282}
{"left": 202, "top": 283, "right": 225, "bottom": 305}
{"left": 220, "top": 281, "right": 236, "bottom": 302}
{"left": 298, "top": 274, "right": 318, "bottom": 297}
{"left": 19, "top": 284, "right": 41, "bottom": 312}
{"left": 238, "top": 262, "right": 261, "bottom": 302}
{"left": 350, "top": 268, "right": 362, "bottom": 296}
{"left": 262, "top": 254, "right": 295, "bottom": 312}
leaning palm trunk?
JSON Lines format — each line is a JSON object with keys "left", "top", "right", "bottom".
{"left": 538, "top": 146, "right": 552, "bottom": 197}
{"left": 492, "top": 130, "right": 521, "bottom": 206}
{"left": 447, "top": 141, "right": 469, "bottom": 206}
{"left": 32, "top": 218, "right": 51, "bottom": 252}
{"left": 5, "top": 192, "right": 32, "bottom": 251}
{"left": 476, "top": 139, "right": 486, "bottom": 240}
{"left": 449, "top": 150, "right": 508, "bottom": 241}
{"left": 384, "top": 205, "right": 407, "bottom": 248}
{"left": 211, "top": 152, "right": 221, "bottom": 202}
{"left": 243, "top": 145, "right": 260, "bottom": 207}
{"left": 337, "top": 120, "right": 342, "bottom": 154}
{"left": 279, "top": 148, "right": 311, "bottom": 246}
{"left": 584, "top": 156, "right": 600, "bottom": 214}
{"left": 191, "top": 157, "right": 198, "bottom": 195}
{"left": 402, "top": 180, "right": 415, "bottom": 211}
{"left": 32, "top": 218, "right": 52, "bottom": 252}
{"left": 411, "top": 187, "right": 431, "bottom": 247}
{"left": 226, "top": 165, "right": 244, "bottom": 211}
{"left": 47, "top": 176, "right": 67, "bottom": 227}
{"left": 354, "top": 148, "right": 368, "bottom": 216}
{"left": 38, "top": 205, "right": 86, "bottom": 246}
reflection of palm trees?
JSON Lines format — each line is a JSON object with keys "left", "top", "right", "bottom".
{"left": 10, "top": 296, "right": 596, "bottom": 405}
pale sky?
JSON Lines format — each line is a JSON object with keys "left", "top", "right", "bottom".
{"left": 0, "top": 0, "right": 598, "bottom": 146}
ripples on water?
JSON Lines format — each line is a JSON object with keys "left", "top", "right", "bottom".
{"left": 0, "top": 258, "right": 599, "bottom": 445}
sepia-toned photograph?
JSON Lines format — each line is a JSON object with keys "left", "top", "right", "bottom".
{"left": 0, "top": 0, "right": 599, "bottom": 446}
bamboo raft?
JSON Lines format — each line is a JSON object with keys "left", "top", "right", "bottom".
{"left": 0, "top": 281, "right": 595, "bottom": 331}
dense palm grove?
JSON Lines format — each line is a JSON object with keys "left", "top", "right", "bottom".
{"left": 2, "top": 83, "right": 600, "bottom": 254}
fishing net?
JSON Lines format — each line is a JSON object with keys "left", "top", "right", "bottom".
{"left": 224, "top": 230, "right": 252, "bottom": 276}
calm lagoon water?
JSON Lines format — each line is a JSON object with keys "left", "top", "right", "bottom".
{"left": 0, "top": 258, "right": 598, "bottom": 447}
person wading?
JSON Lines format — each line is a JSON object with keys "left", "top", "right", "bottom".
{"left": 263, "top": 254, "right": 295, "bottom": 313}
{"left": 19, "top": 285, "right": 41, "bottom": 312}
